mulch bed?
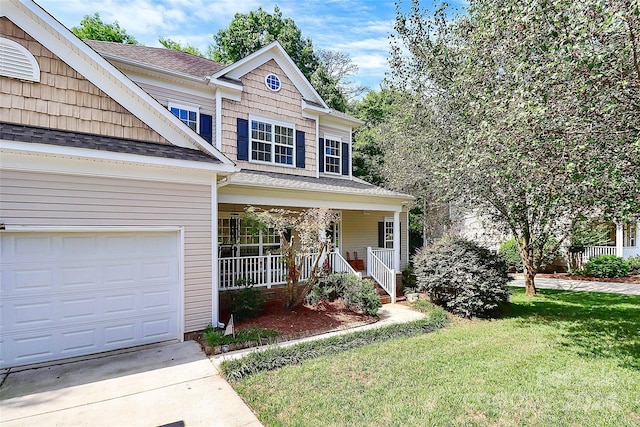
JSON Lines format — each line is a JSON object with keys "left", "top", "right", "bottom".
{"left": 234, "top": 299, "right": 378, "bottom": 336}
{"left": 514, "top": 273, "right": 640, "bottom": 285}
{"left": 193, "top": 300, "right": 379, "bottom": 355}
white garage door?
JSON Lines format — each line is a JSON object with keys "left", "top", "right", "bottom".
{"left": 0, "top": 231, "right": 180, "bottom": 368}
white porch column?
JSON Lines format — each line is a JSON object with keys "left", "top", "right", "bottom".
{"left": 212, "top": 176, "right": 220, "bottom": 327}
{"left": 615, "top": 222, "right": 624, "bottom": 257}
{"left": 636, "top": 222, "right": 640, "bottom": 248}
{"left": 393, "top": 211, "right": 400, "bottom": 272}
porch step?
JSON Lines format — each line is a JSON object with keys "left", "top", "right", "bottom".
{"left": 368, "top": 278, "right": 405, "bottom": 304}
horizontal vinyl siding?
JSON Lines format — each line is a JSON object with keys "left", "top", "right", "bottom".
{"left": 0, "top": 170, "right": 212, "bottom": 332}
{"left": 341, "top": 210, "right": 408, "bottom": 272}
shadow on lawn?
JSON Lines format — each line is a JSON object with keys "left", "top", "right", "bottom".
{"left": 503, "top": 288, "right": 640, "bottom": 370}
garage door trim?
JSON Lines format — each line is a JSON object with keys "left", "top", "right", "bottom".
{"left": 0, "top": 226, "right": 185, "bottom": 368}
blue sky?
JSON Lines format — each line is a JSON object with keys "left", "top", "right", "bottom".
{"left": 37, "top": 0, "right": 466, "bottom": 91}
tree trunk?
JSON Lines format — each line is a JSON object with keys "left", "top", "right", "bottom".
{"left": 524, "top": 265, "right": 537, "bottom": 296}
{"left": 519, "top": 235, "right": 537, "bottom": 296}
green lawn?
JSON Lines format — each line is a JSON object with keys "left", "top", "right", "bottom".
{"left": 232, "top": 288, "right": 640, "bottom": 426}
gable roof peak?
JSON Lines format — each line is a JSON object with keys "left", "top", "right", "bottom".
{"left": 211, "top": 40, "right": 328, "bottom": 109}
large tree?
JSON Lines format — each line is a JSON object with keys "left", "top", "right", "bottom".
{"left": 72, "top": 13, "right": 138, "bottom": 44}
{"left": 209, "top": 6, "right": 318, "bottom": 79}
{"left": 209, "top": 7, "right": 358, "bottom": 111}
{"left": 387, "top": 0, "right": 640, "bottom": 295}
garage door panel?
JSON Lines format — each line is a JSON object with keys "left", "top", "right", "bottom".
{"left": 1, "top": 231, "right": 180, "bottom": 368}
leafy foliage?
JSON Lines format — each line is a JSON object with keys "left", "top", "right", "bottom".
{"left": 498, "top": 239, "right": 523, "bottom": 273}
{"left": 209, "top": 7, "right": 318, "bottom": 79}
{"left": 584, "top": 255, "right": 630, "bottom": 278}
{"left": 307, "top": 273, "right": 381, "bottom": 315}
{"left": 414, "top": 238, "right": 511, "bottom": 318}
{"left": 223, "top": 279, "right": 266, "bottom": 321}
{"left": 627, "top": 256, "right": 640, "bottom": 275}
{"left": 158, "top": 37, "right": 203, "bottom": 57}
{"left": 386, "top": 0, "right": 640, "bottom": 295}
{"left": 72, "top": 13, "right": 138, "bottom": 44}
{"left": 220, "top": 309, "right": 449, "bottom": 381}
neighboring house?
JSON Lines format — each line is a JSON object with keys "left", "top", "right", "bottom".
{"left": 0, "top": 1, "right": 411, "bottom": 368}
{"left": 581, "top": 221, "right": 639, "bottom": 260}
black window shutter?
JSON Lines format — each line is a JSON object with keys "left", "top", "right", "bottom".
{"left": 341, "top": 142, "right": 349, "bottom": 176}
{"left": 318, "top": 138, "right": 325, "bottom": 173}
{"left": 283, "top": 228, "right": 292, "bottom": 243}
{"left": 237, "top": 118, "right": 249, "bottom": 161}
{"left": 296, "top": 130, "right": 305, "bottom": 168}
{"left": 378, "top": 222, "right": 384, "bottom": 248}
{"left": 200, "top": 114, "right": 213, "bottom": 144}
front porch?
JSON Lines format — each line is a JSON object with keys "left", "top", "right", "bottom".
{"left": 218, "top": 247, "right": 399, "bottom": 303}
{"left": 583, "top": 222, "right": 639, "bottom": 261}
{"left": 216, "top": 206, "right": 409, "bottom": 304}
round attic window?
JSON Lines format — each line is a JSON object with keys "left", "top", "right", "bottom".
{"left": 265, "top": 74, "right": 281, "bottom": 91}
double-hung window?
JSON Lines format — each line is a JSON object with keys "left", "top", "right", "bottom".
{"left": 324, "top": 136, "right": 341, "bottom": 174}
{"left": 169, "top": 102, "right": 199, "bottom": 133}
{"left": 250, "top": 117, "right": 295, "bottom": 166}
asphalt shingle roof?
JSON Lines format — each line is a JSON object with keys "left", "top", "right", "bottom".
{"left": 0, "top": 122, "right": 220, "bottom": 163}
{"left": 229, "top": 169, "right": 411, "bottom": 199}
{"left": 85, "top": 40, "right": 225, "bottom": 79}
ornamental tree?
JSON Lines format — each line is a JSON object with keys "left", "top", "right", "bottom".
{"left": 386, "top": 0, "right": 640, "bottom": 295}
{"left": 244, "top": 207, "right": 340, "bottom": 309}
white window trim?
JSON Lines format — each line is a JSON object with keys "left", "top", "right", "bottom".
{"left": 323, "top": 133, "right": 342, "bottom": 176}
{"left": 384, "top": 216, "right": 394, "bottom": 249}
{"left": 265, "top": 73, "right": 282, "bottom": 92}
{"left": 168, "top": 101, "right": 200, "bottom": 133}
{"left": 249, "top": 114, "right": 296, "bottom": 168}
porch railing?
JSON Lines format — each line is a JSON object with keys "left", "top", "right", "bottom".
{"left": 370, "top": 248, "right": 394, "bottom": 270}
{"left": 367, "top": 246, "right": 396, "bottom": 304}
{"left": 219, "top": 253, "right": 316, "bottom": 290}
{"left": 583, "top": 246, "right": 616, "bottom": 260}
{"left": 330, "top": 250, "right": 362, "bottom": 278}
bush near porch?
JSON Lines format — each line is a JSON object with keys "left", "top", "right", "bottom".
{"left": 306, "top": 273, "right": 382, "bottom": 316}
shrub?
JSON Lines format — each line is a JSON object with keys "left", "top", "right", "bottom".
{"left": 498, "top": 238, "right": 523, "bottom": 272}
{"left": 627, "top": 256, "right": 640, "bottom": 275}
{"left": 584, "top": 255, "right": 630, "bottom": 278}
{"left": 224, "top": 279, "right": 266, "bottom": 321}
{"left": 307, "top": 273, "right": 381, "bottom": 315}
{"left": 342, "top": 278, "right": 381, "bottom": 315}
{"left": 402, "top": 266, "right": 418, "bottom": 293}
{"left": 414, "top": 237, "right": 511, "bottom": 318}
{"left": 220, "top": 308, "right": 449, "bottom": 381}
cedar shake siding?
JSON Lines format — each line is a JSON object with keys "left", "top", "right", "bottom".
{"left": 0, "top": 169, "right": 213, "bottom": 332}
{"left": 221, "top": 60, "right": 317, "bottom": 176}
{"left": 0, "top": 18, "right": 168, "bottom": 144}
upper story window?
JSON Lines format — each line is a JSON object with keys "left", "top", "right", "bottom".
{"left": 169, "top": 102, "right": 199, "bottom": 133}
{"left": 265, "top": 74, "right": 281, "bottom": 91}
{"left": 324, "top": 136, "right": 342, "bottom": 175}
{"left": 251, "top": 117, "right": 295, "bottom": 166}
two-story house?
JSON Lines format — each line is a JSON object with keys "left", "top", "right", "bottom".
{"left": 0, "top": 0, "right": 411, "bottom": 369}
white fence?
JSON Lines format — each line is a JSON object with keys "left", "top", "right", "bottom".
{"left": 367, "top": 247, "right": 396, "bottom": 304}
{"left": 582, "top": 246, "right": 617, "bottom": 260}
{"left": 219, "top": 250, "right": 357, "bottom": 290}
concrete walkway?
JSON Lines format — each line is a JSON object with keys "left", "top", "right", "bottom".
{"left": 0, "top": 303, "right": 425, "bottom": 427}
{"left": 510, "top": 277, "right": 640, "bottom": 295}
{"left": 0, "top": 341, "right": 262, "bottom": 427}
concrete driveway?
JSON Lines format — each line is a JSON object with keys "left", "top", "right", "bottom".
{"left": 0, "top": 341, "right": 262, "bottom": 427}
